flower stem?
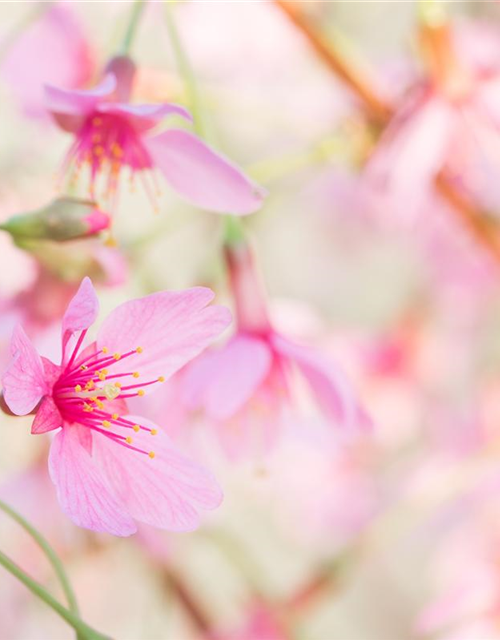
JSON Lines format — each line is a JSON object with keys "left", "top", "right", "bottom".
{"left": 120, "top": 0, "right": 147, "bottom": 56}
{"left": 0, "top": 549, "right": 110, "bottom": 640}
{"left": 163, "top": 0, "right": 206, "bottom": 137}
{"left": 0, "top": 499, "right": 79, "bottom": 616}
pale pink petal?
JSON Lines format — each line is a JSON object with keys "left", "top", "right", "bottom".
{"left": 2, "top": 325, "right": 48, "bottom": 415}
{"left": 48, "top": 426, "right": 136, "bottom": 536}
{"left": 145, "top": 129, "right": 266, "bottom": 214}
{"left": 31, "top": 396, "right": 62, "bottom": 434}
{"left": 181, "top": 334, "right": 272, "bottom": 420}
{"left": 61, "top": 277, "right": 99, "bottom": 361}
{"left": 45, "top": 73, "right": 116, "bottom": 132}
{"left": 97, "top": 102, "right": 192, "bottom": 132}
{"left": 96, "top": 287, "right": 231, "bottom": 391}
{"left": 94, "top": 416, "right": 222, "bottom": 531}
{"left": 272, "top": 335, "right": 369, "bottom": 431}
{"left": 365, "top": 91, "right": 457, "bottom": 218}
{"left": 1, "top": 4, "right": 94, "bottom": 120}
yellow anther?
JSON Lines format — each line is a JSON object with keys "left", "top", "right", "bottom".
{"left": 115, "top": 382, "right": 122, "bottom": 389}
{"left": 136, "top": 347, "right": 143, "bottom": 353}
{"left": 150, "top": 429, "right": 157, "bottom": 436}
{"left": 92, "top": 133, "right": 101, "bottom": 143}
{"left": 85, "top": 380, "right": 95, "bottom": 390}
{"left": 133, "top": 424, "right": 140, "bottom": 432}
{"left": 125, "top": 436, "right": 133, "bottom": 444}
{"left": 112, "top": 413, "right": 118, "bottom": 420}
{"left": 102, "top": 420, "right": 111, "bottom": 428}
{"left": 113, "top": 353, "right": 121, "bottom": 360}
{"left": 137, "top": 389, "right": 145, "bottom": 397}
{"left": 80, "top": 364, "right": 88, "bottom": 371}
{"left": 90, "top": 396, "right": 97, "bottom": 403}
{"left": 74, "top": 384, "right": 82, "bottom": 392}
{"left": 133, "top": 372, "right": 140, "bottom": 378}
{"left": 102, "top": 347, "right": 109, "bottom": 354}
{"left": 158, "top": 376, "right": 165, "bottom": 383}
{"left": 101, "top": 369, "right": 108, "bottom": 375}
{"left": 98, "top": 373, "right": 107, "bottom": 381}
{"left": 148, "top": 451, "right": 155, "bottom": 459}
{"left": 83, "top": 404, "right": 93, "bottom": 413}
{"left": 92, "top": 117, "right": 102, "bottom": 126}
{"left": 94, "top": 145, "right": 104, "bottom": 156}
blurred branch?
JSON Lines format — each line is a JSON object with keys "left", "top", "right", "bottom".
{"left": 119, "top": 0, "right": 147, "bottom": 56}
{"left": 274, "top": 0, "right": 500, "bottom": 268}
{"left": 274, "top": 0, "right": 391, "bottom": 122}
{"left": 161, "top": 568, "right": 214, "bottom": 635}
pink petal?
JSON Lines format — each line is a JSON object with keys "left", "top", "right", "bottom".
{"left": 2, "top": 325, "right": 48, "bottom": 415}
{"left": 365, "top": 90, "right": 456, "bottom": 218}
{"left": 96, "top": 287, "right": 231, "bottom": 391}
{"left": 45, "top": 73, "right": 116, "bottom": 132}
{"left": 145, "top": 129, "right": 266, "bottom": 214}
{"left": 272, "top": 335, "right": 368, "bottom": 431}
{"left": 48, "top": 426, "right": 136, "bottom": 536}
{"left": 31, "top": 396, "right": 62, "bottom": 434}
{"left": 1, "top": 4, "right": 94, "bottom": 120}
{"left": 97, "top": 102, "right": 192, "bottom": 132}
{"left": 181, "top": 334, "right": 272, "bottom": 420}
{"left": 61, "top": 277, "right": 99, "bottom": 362}
{"left": 94, "top": 417, "right": 223, "bottom": 531}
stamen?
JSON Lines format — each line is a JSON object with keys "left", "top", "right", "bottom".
{"left": 149, "top": 451, "right": 155, "bottom": 459}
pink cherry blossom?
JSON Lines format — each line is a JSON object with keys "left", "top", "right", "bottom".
{"left": 181, "top": 243, "right": 369, "bottom": 459}
{"left": 365, "top": 21, "right": 500, "bottom": 220}
{"left": 1, "top": 277, "right": 231, "bottom": 536}
{"left": 45, "top": 55, "right": 266, "bottom": 214}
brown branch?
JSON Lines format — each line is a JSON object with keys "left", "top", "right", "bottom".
{"left": 274, "top": 0, "right": 500, "bottom": 268}
{"left": 274, "top": 0, "right": 391, "bottom": 122}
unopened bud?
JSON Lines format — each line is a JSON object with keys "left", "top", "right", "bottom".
{"left": 0, "top": 197, "right": 110, "bottom": 242}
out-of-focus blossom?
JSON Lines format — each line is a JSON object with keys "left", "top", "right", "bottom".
{"left": 1, "top": 4, "right": 94, "bottom": 119}
{"left": 45, "top": 55, "right": 266, "bottom": 214}
{"left": 365, "top": 20, "right": 500, "bottom": 219}
{"left": 181, "top": 242, "right": 369, "bottom": 459}
{"left": 0, "top": 196, "right": 109, "bottom": 242}
{"left": 214, "top": 603, "right": 288, "bottom": 640}
{"left": 1, "top": 277, "right": 232, "bottom": 535}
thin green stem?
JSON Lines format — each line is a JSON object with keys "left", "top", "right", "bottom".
{"left": 163, "top": 0, "right": 205, "bottom": 137}
{"left": 120, "top": 0, "right": 147, "bottom": 56}
{"left": 0, "top": 499, "right": 79, "bottom": 615}
{"left": 0, "top": 550, "right": 110, "bottom": 640}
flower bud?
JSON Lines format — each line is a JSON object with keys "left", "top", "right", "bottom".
{"left": 0, "top": 197, "right": 110, "bottom": 242}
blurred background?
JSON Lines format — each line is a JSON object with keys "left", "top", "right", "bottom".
{"left": 2, "top": 1, "right": 500, "bottom": 638}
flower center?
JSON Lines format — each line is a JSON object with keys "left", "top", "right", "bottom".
{"left": 64, "top": 112, "right": 159, "bottom": 211}
{"left": 52, "top": 330, "right": 166, "bottom": 458}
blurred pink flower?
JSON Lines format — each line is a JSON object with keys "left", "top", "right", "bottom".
{"left": 1, "top": 4, "right": 94, "bottom": 119}
{"left": 365, "top": 21, "right": 500, "bottom": 219}
{"left": 215, "top": 604, "right": 287, "bottom": 640}
{"left": 1, "top": 277, "right": 232, "bottom": 536}
{"left": 181, "top": 243, "right": 369, "bottom": 459}
{"left": 45, "top": 56, "right": 266, "bottom": 214}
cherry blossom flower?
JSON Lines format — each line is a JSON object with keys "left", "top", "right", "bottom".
{"left": 181, "top": 242, "right": 369, "bottom": 459}
{"left": 1, "top": 277, "right": 231, "bottom": 536}
{"left": 365, "top": 20, "right": 500, "bottom": 219}
{"left": 45, "top": 55, "right": 266, "bottom": 214}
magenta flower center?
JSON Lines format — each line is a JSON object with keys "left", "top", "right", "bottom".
{"left": 52, "top": 329, "right": 165, "bottom": 458}
{"left": 65, "top": 112, "right": 157, "bottom": 207}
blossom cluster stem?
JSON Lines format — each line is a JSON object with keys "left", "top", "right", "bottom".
{"left": 0, "top": 549, "right": 110, "bottom": 640}
{"left": 0, "top": 499, "right": 80, "bottom": 617}
{"left": 119, "top": 0, "right": 147, "bottom": 56}
{"left": 163, "top": 1, "right": 206, "bottom": 138}
{"left": 274, "top": 0, "right": 500, "bottom": 268}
